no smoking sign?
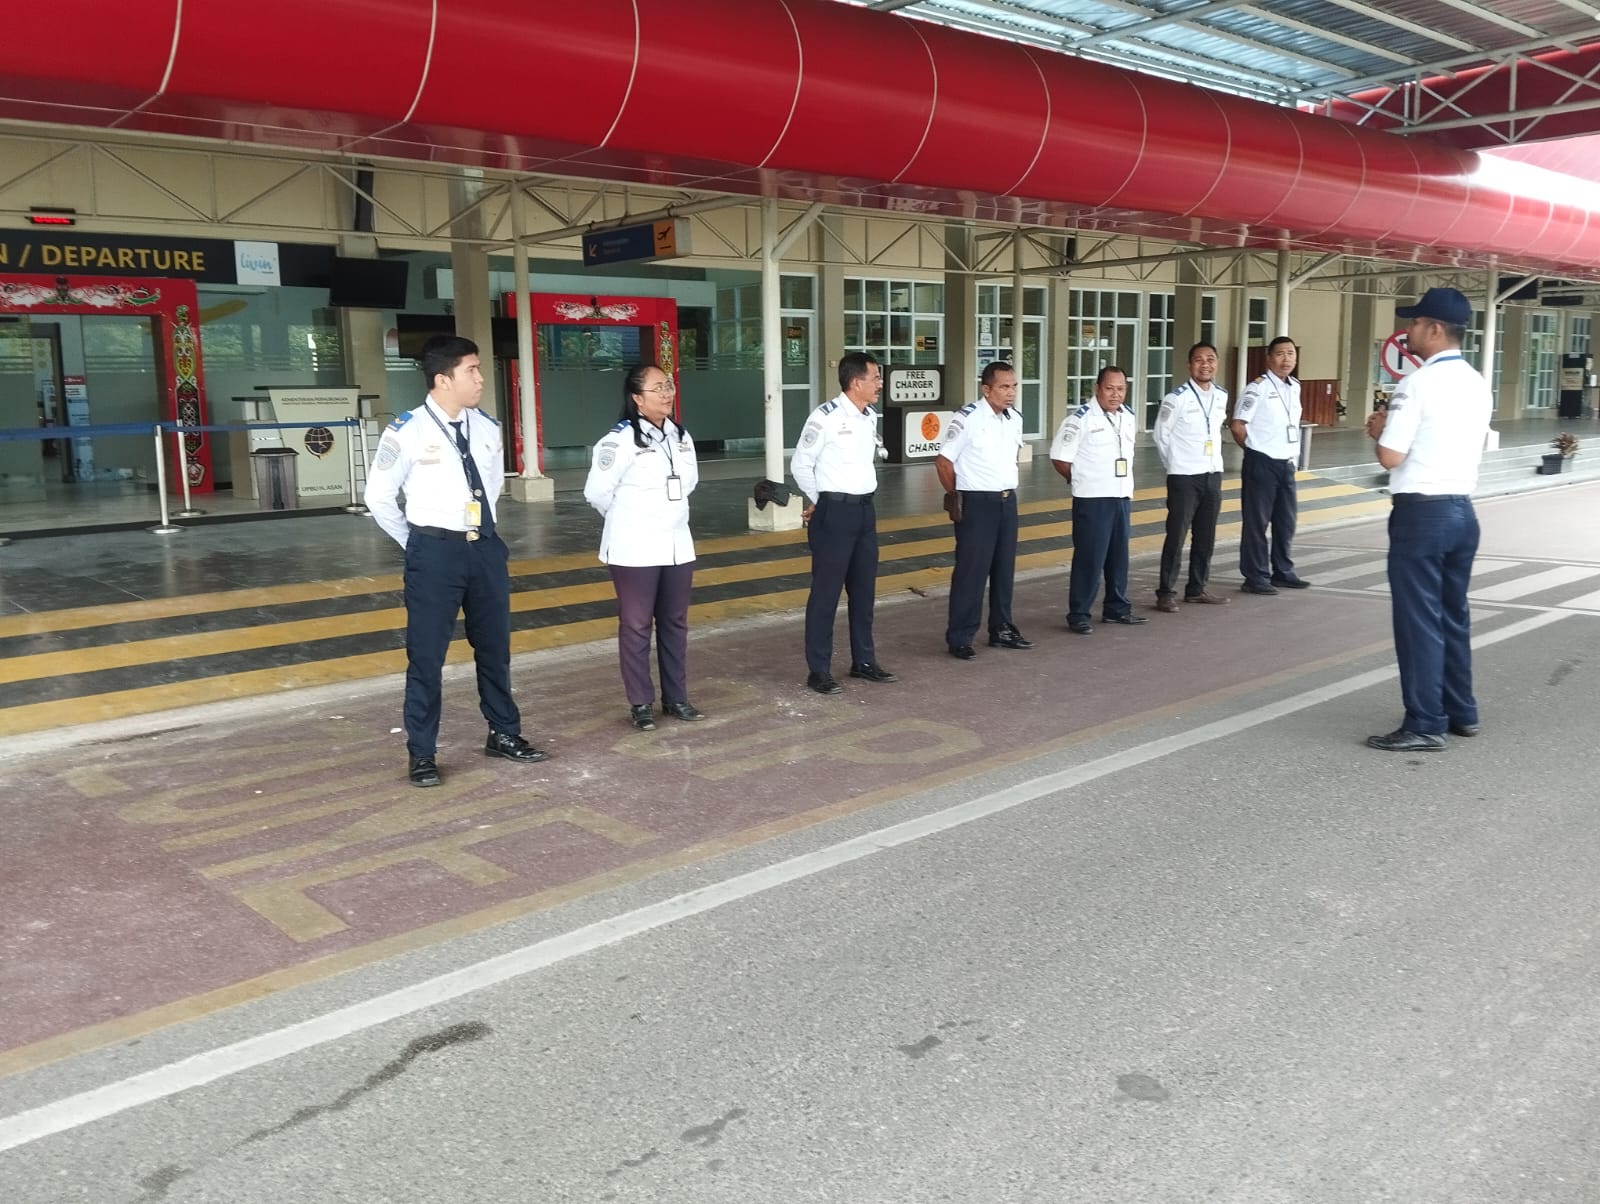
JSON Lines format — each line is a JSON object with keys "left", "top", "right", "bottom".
{"left": 1380, "top": 330, "right": 1424, "bottom": 381}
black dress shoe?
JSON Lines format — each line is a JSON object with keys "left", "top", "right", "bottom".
{"left": 807, "top": 671, "right": 843, "bottom": 695}
{"left": 408, "top": 755, "right": 441, "bottom": 788}
{"left": 1102, "top": 613, "right": 1149, "bottom": 625}
{"left": 1366, "top": 728, "right": 1445, "bottom": 752}
{"left": 1066, "top": 620, "right": 1093, "bottom": 635}
{"left": 949, "top": 644, "right": 977, "bottom": 660}
{"left": 485, "top": 730, "right": 549, "bottom": 763}
{"left": 1241, "top": 580, "right": 1279, "bottom": 595}
{"left": 1449, "top": 722, "right": 1480, "bottom": 737}
{"left": 630, "top": 704, "right": 657, "bottom": 731}
{"left": 661, "top": 700, "right": 705, "bottom": 721}
{"left": 988, "top": 625, "right": 1034, "bottom": 649}
{"left": 849, "top": 662, "right": 898, "bottom": 683}
{"left": 1271, "top": 575, "right": 1311, "bottom": 589}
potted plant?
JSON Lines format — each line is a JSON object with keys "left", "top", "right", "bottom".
{"left": 1540, "top": 432, "right": 1580, "bottom": 474}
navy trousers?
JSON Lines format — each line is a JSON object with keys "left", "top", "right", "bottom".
{"left": 805, "top": 495, "right": 878, "bottom": 673}
{"left": 1239, "top": 447, "right": 1299, "bottom": 585}
{"left": 609, "top": 562, "right": 694, "bottom": 706}
{"left": 1068, "top": 495, "right": 1132, "bottom": 624}
{"left": 1387, "top": 494, "right": 1480, "bottom": 735}
{"left": 945, "top": 490, "right": 1019, "bottom": 648}
{"left": 403, "top": 531, "right": 520, "bottom": 758}
{"left": 1158, "top": 471, "right": 1222, "bottom": 597}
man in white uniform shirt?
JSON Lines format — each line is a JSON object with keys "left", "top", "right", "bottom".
{"left": 1050, "top": 366, "right": 1147, "bottom": 635}
{"left": 1152, "top": 341, "right": 1229, "bottom": 611}
{"left": 936, "top": 360, "right": 1032, "bottom": 659}
{"left": 790, "top": 351, "right": 897, "bottom": 695}
{"left": 1229, "top": 336, "right": 1309, "bottom": 594}
{"left": 1363, "top": 287, "right": 1492, "bottom": 752}
{"left": 365, "top": 335, "right": 548, "bottom": 787}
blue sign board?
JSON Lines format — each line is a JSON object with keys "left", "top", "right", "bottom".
{"left": 581, "top": 220, "right": 685, "bottom": 267}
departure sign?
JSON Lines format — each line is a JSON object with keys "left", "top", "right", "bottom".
{"left": 582, "top": 219, "right": 691, "bottom": 267}
{"left": 885, "top": 365, "right": 943, "bottom": 405}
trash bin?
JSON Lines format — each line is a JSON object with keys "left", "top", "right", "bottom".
{"left": 249, "top": 447, "right": 300, "bottom": 510}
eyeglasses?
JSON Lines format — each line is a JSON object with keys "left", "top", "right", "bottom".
{"left": 640, "top": 381, "right": 677, "bottom": 396}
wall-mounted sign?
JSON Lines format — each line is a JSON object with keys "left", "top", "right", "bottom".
{"left": 0, "top": 231, "right": 324, "bottom": 286}
{"left": 234, "top": 241, "right": 282, "bottom": 286}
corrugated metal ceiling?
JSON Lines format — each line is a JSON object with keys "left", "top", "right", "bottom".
{"left": 845, "top": 0, "right": 1600, "bottom": 141}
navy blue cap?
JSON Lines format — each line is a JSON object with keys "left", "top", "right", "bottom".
{"left": 1395, "top": 287, "right": 1472, "bottom": 326}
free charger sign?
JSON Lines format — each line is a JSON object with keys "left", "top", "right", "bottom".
{"left": 884, "top": 365, "right": 947, "bottom": 458}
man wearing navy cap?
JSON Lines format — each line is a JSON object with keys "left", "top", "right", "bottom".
{"left": 1363, "top": 287, "right": 1493, "bottom": 752}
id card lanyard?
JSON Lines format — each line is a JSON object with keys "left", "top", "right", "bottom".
{"left": 1103, "top": 406, "right": 1130, "bottom": 478}
{"left": 1187, "top": 381, "right": 1216, "bottom": 457}
{"left": 424, "top": 404, "right": 484, "bottom": 529}
{"left": 654, "top": 422, "right": 685, "bottom": 501}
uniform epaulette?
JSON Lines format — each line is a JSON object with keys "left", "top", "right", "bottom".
{"left": 1072, "top": 403, "right": 1090, "bottom": 417}
{"left": 479, "top": 412, "right": 500, "bottom": 426}
{"left": 611, "top": 421, "right": 629, "bottom": 432}
{"left": 387, "top": 412, "right": 413, "bottom": 431}
{"left": 820, "top": 399, "right": 839, "bottom": 414}
{"left": 957, "top": 401, "right": 978, "bottom": 416}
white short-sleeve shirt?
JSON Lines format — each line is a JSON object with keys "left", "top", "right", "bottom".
{"left": 1379, "top": 350, "right": 1492, "bottom": 495}
{"left": 1153, "top": 379, "right": 1227, "bottom": 475}
{"left": 1050, "top": 402, "right": 1136, "bottom": 498}
{"left": 939, "top": 399, "right": 1023, "bottom": 491}
{"left": 790, "top": 395, "right": 880, "bottom": 501}
{"left": 1233, "top": 373, "right": 1302, "bottom": 461}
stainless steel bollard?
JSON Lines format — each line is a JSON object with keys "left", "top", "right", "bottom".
{"left": 173, "top": 426, "right": 205, "bottom": 518}
{"left": 344, "top": 417, "right": 368, "bottom": 515}
{"left": 149, "top": 424, "right": 180, "bottom": 535}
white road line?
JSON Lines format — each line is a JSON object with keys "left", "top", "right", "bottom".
{"left": 1304, "top": 557, "right": 1391, "bottom": 585}
{"left": 1470, "top": 564, "right": 1600, "bottom": 602}
{"left": 1560, "top": 587, "right": 1600, "bottom": 612}
{"left": 0, "top": 608, "right": 1570, "bottom": 1154}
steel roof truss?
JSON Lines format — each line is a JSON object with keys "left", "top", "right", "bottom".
{"left": 1313, "top": 0, "right": 1477, "bottom": 54}
{"left": 1233, "top": 3, "right": 1417, "bottom": 68}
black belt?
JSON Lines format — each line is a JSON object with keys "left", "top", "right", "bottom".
{"left": 410, "top": 523, "right": 482, "bottom": 542}
{"left": 960, "top": 489, "right": 1014, "bottom": 499}
{"left": 817, "top": 491, "right": 875, "bottom": 504}
{"left": 1392, "top": 493, "right": 1469, "bottom": 504}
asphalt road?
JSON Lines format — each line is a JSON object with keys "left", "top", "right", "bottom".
{"left": 3, "top": 483, "right": 1599, "bottom": 1204}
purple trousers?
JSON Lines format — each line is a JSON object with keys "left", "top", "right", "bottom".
{"left": 609, "top": 562, "right": 694, "bottom": 706}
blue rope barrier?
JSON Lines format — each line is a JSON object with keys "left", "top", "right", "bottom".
{"left": 0, "top": 418, "right": 363, "bottom": 441}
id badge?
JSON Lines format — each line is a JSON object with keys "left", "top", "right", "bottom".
{"left": 1204, "top": 439, "right": 1215, "bottom": 457}
{"left": 465, "top": 500, "right": 482, "bottom": 527}
{"left": 666, "top": 474, "right": 684, "bottom": 501}
{"left": 1114, "top": 458, "right": 1129, "bottom": 478}
{"left": 1286, "top": 424, "right": 1300, "bottom": 444}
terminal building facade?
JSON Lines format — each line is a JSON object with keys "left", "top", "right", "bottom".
{"left": 3, "top": 1, "right": 1599, "bottom": 527}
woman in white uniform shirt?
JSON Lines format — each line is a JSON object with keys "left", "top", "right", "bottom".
{"left": 584, "top": 364, "right": 705, "bottom": 730}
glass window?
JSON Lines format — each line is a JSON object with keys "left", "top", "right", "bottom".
{"left": 1569, "top": 315, "right": 1591, "bottom": 356}
{"left": 1247, "top": 297, "right": 1269, "bottom": 345}
{"left": 975, "top": 283, "right": 1048, "bottom": 435}
{"left": 780, "top": 275, "right": 814, "bottom": 310}
{"left": 1067, "top": 288, "right": 1144, "bottom": 423}
{"left": 1146, "top": 293, "right": 1175, "bottom": 424}
{"left": 844, "top": 275, "right": 944, "bottom": 372}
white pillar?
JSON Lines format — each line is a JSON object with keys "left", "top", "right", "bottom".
{"left": 506, "top": 189, "right": 553, "bottom": 502}
{"left": 1481, "top": 257, "right": 1499, "bottom": 384}
{"left": 1275, "top": 249, "right": 1292, "bottom": 337}
{"left": 749, "top": 197, "right": 803, "bottom": 531}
